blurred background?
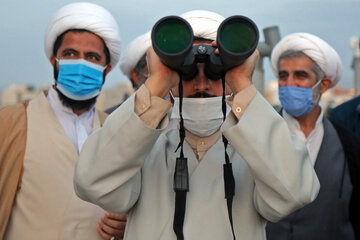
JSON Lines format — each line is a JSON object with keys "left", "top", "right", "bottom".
{"left": 1, "top": 0, "right": 359, "bottom": 112}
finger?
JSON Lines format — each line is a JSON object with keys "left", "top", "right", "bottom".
{"left": 103, "top": 217, "right": 126, "bottom": 229}
{"left": 97, "top": 227, "right": 112, "bottom": 240}
{"left": 99, "top": 219, "right": 125, "bottom": 236}
{"left": 106, "top": 212, "right": 127, "bottom": 221}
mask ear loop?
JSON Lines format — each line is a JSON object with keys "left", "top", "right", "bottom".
{"left": 312, "top": 79, "right": 322, "bottom": 103}
{"left": 169, "top": 90, "right": 175, "bottom": 105}
{"left": 221, "top": 75, "right": 236, "bottom": 240}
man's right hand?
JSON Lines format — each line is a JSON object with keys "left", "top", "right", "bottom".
{"left": 144, "top": 47, "right": 180, "bottom": 98}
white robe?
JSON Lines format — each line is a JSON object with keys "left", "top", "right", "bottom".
{"left": 75, "top": 92, "right": 320, "bottom": 240}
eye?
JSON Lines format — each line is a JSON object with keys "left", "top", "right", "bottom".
{"left": 86, "top": 53, "right": 101, "bottom": 62}
{"left": 63, "top": 51, "right": 75, "bottom": 57}
{"left": 278, "top": 72, "right": 288, "bottom": 80}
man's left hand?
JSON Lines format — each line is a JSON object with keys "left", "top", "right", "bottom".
{"left": 97, "top": 212, "right": 127, "bottom": 240}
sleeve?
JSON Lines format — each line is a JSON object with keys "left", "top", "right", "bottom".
{"left": 222, "top": 92, "right": 320, "bottom": 222}
{"left": 134, "top": 85, "right": 172, "bottom": 128}
{"left": 74, "top": 88, "right": 171, "bottom": 214}
{"left": 0, "top": 103, "right": 27, "bottom": 239}
{"left": 226, "top": 85, "right": 257, "bottom": 120}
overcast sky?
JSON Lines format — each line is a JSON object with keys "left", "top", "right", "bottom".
{"left": 0, "top": 0, "right": 359, "bottom": 92}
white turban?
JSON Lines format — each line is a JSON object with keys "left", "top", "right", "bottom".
{"left": 119, "top": 31, "right": 151, "bottom": 78}
{"left": 44, "top": 2, "right": 121, "bottom": 69}
{"left": 271, "top": 32, "right": 342, "bottom": 87}
{"left": 180, "top": 10, "right": 225, "bottom": 41}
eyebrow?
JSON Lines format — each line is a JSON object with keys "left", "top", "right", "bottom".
{"left": 61, "top": 48, "right": 102, "bottom": 59}
{"left": 294, "top": 70, "right": 310, "bottom": 76}
{"left": 278, "top": 70, "right": 288, "bottom": 75}
{"left": 278, "top": 70, "right": 310, "bottom": 76}
{"left": 61, "top": 48, "right": 78, "bottom": 54}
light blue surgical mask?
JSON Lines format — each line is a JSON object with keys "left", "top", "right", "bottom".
{"left": 56, "top": 58, "right": 106, "bottom": 101}
{"left": 279, "top": 80, "right": 321, "bottom": 117}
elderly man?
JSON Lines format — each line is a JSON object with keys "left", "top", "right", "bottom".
{"left": 105, "top": 31, "right": 151, "bottom": 114}
{"left": 0, "top": 3, "right": 126, "bottom": 240}
{"left": 266, "top": 33, "right": 360, "bottom": 240}
{"left": 74, "top": 11, "right": 319, "bottom": 240}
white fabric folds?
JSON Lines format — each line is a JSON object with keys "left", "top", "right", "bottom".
{"left": 44, "top": 2, "right": 121, "bottom": 69}
{"left": 180, "top": 10, "right": 225, "bottom": 41}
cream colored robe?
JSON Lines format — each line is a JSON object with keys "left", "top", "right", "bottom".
{"left": 4, "top": 92, "right": 106, "bottom": 240}
{"left": 75, "top": 92, "right": 320, "bottom": 240}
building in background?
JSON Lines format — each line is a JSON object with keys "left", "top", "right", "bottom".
{"left": 1, "top": 84, "right": 43, "bottom": 107}
{"left": 1, "top": 82, "right": 133, "bottom": 111}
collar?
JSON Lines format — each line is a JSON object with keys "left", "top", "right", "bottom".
{"left": 185, "top": 128, "right": 222, "bottom": 152}
{"left": 283, "top": 107, "right": 324, "bottom": 138}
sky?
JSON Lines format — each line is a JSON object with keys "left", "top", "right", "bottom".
{"left": 0, "top": 0, "right": 359, "bottom": 92}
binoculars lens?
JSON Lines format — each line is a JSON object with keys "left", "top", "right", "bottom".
{"left": 153, "top": 19, "right": 192, "bottom": 54}
{"left": 219, "top": 20, "right": 258, "bottom": 53}
{"left": 151, "top": 14, "right": 259, "bottom": 79}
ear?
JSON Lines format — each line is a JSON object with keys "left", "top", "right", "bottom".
{"left": 319, "top": 78, "right": 332, "bottom": 94}
{"left": 130, "top": 69, "right": 140, "bottom": 86}
{"left": 50, "top": 56, "right": 56, "bottom": 67}
{"left": 104, "top": 64, "right": 112, "bottom": 76}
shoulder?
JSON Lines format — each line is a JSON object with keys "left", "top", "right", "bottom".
{"left": 0, "top": 102, "right": 28, "bottom": 145}
{"left": 331, "top": 96, "right": 360, "bottom": 116}
{"left": 330, "top": 119, "right": 360, "bottom": 145}
{"left": 0, "top": 102, "right": 28, "bottom": 126}
{"left": 330, "top": 120, "right": 360, "bottom": 167}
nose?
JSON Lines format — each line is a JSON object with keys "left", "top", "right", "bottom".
{"left": 193, "top": 64, "right": 210, "bottom": 91}
{"left": 282, "top": 74, "right": 297, "bottom": 87}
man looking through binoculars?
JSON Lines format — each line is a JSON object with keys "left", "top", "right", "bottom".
{"left": 74, "top": 10, "right": 320, "bottom": 240}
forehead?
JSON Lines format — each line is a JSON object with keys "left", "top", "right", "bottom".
{"left": 59, "top": 31, "right": 105, "bottom": 53}
{"left": 279, "top": 55, "right": 314, "bottom": 71}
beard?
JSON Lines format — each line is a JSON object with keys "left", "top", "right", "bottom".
{"left": 53, "top": 64, "right": 103, "bottom": 112}
{"left": 55, "top": 88, "right": 97, "bottom": 112}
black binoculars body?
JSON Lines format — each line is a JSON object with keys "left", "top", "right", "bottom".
{"left": 151, "top": 15, "right": 259, "bottom": 81}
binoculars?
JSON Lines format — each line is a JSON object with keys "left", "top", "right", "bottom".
{"left": 151, "top": 15, "right": 259, "bottom": 81}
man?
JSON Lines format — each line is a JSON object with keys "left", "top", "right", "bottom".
{"left": 266, "top": 32, "right": 360, "bottom": 240}
{"left": 74, "top": 11, "right": 319, "bottom": 240}
{"left": 0, "top": 3, "right": 126, "bottom": 240}
{"left": 330, "top": 95, "right": 360, "bottom": 138}
{"left": 105, "top": 31, "right": 151, "bottom": 114}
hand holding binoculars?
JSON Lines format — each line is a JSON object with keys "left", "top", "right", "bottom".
{"left": 151, "top": 15, "right": 259, "bottom": 81}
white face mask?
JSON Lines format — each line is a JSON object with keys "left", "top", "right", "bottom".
{"left": 170, "top": 96, "right": 230, "bottom": 137}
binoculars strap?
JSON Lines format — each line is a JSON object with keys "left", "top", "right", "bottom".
{"left": 173, "top": 79, "right": 189, "bottom": 240}
{"left": 173, "top": 190, "right": 187, "bottom": 240}
{"left": 222, "top": 77, "right": 236, "bottom": 240}
{"left": 172, "top": 78, "right": 236, "bottom": 240}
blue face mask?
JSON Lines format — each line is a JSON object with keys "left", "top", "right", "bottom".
{"left": 56, "top": 58, "right": 106, "bottom": 101}
{"left": 279, "top": 81, "right": 321, "bottom": 117}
